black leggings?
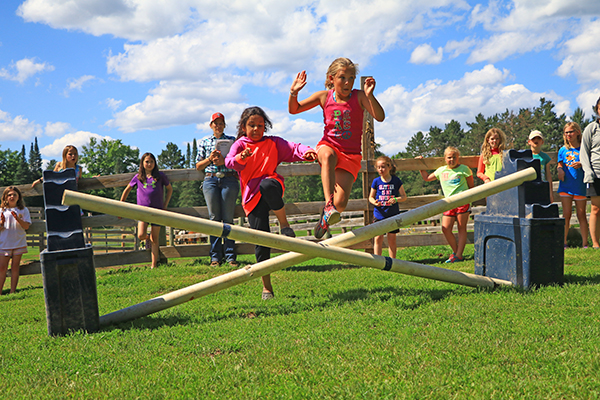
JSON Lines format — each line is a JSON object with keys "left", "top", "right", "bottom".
{"left": 248, "top": 179, "right": 285, "bottom": 263}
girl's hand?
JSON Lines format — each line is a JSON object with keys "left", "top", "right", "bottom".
{"left": 364, "top": 77, "right": 376, "bottom": 98}
{"left": 10, "top": 211, "right": 18, "bottom": 220}
{"left": 571, "top": 161, "right": 581, "bottom": 169}
{"left": 415, "top": 155, "right": 424, "bottom": 160}
{"left": 303, "top": 150, "right": 317, "bottom": 161}
{"left": 239, "top": 148, "right": 253, "bottom": 160}
{"left": 290, "top": 71, "right": 307, "bottom": 95}
{"left": 557, "top": 168, "right": 565, "bottom": 181}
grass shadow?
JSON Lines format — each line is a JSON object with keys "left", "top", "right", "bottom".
{"left": 563, "top": 273, "right": 600, "bottom": 286}
{"left": 328, "top": 286, "right": 457, "bottom": 310}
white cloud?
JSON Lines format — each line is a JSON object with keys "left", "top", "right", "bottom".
{"left": 0, "top": 109, "right": 42, "bottom": 140}
{"left": 45, "top": 121, "right": 73, "bottom": 137}
{"left": 105, "top": 98, "right": 123, "bottom": 111}
{"left": 375, "top": 64, "right": 567, "bottom": 155}
{"left": 0, "top": 58, "right": 54, "bottom": 84}
{"left": 409, "top": 44, "right": 443, "bottom": 64}
{"left": 63, "top": 75, "right": 96, "bottom": 96}
{"left": 39, "top": 131, "right": 113, "bottom": 159}
{"left": 106, "top": 76, "right": 249, "bottom": 132}
{"left": 556, "top": 20, "right": 600, "bottom": 85}
{"left": 17, "top": 0, "right": 194, "bottom": 41}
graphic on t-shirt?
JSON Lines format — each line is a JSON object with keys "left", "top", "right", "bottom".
{"left": 377, "top": 183, "right": 396, "bottom": 206}
{"left": 332, "top": 109, "right": 352, "bottom": 139}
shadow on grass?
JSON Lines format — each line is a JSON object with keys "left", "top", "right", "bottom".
{"left": 285, "top": 256, "right": 471, "bottom": 272}
{"left": 563, "top": 273, "right": 600, "bottom": 285}
{"left": 100, "top": 284, "right": 467, "bottom": 333}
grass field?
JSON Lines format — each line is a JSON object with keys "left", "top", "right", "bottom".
{"left": 0, "top": 244, "right": 599, "bottom": 399}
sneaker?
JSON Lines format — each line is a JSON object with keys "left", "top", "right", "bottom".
{"left": 210, "top": 260, "right": 220, "bottom": 267}
{"left": 314, "top": 201, "right": 341, "bottom": 239}
{"left": 262, "top": 291, "right": 274, "bottom": 300}
{"left": 228, "top": 260, "right": 240, "bottom": 267}
{"left": 280, "top": 226, "right": 296, "bottom": 238}
{"left": 445, "top": 253, "right": 464, "bottom": 263}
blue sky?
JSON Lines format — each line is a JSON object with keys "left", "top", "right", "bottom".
{"left": 1, "top": 0, "right": 599, "bottom": 169}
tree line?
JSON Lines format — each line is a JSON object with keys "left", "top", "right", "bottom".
{"left": 0, "top": 97, "right": 594, "bottom": 207}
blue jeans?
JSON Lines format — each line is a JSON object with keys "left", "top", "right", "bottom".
{"left": 203, "top": 175, "right": 240, "bottom": 262}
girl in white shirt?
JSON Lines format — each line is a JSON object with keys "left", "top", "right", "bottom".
{"left": 0, "top": 187, "right": 31, "bottom": 295}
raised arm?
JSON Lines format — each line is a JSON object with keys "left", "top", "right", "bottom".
{"left": 359, "top": 77, "right": 385, "bottom": 122}
{"left": 288, "top": 71, "right": 327, "bottom": 114}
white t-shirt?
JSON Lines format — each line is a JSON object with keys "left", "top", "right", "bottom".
{"left": 0, "top": 207, "right": 31, "bottom": 250}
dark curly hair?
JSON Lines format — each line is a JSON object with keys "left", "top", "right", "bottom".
{"left": 235, "top": 106, "right": 273, "bottom": 140}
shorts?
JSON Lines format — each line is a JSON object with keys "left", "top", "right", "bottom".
{"left": 316, "top": 141, "right": 362, "bottom": 180}
{"left": 373, "top": 218, "right": 399, "bottom": 234}
{"left": 586, "top": 177, "right": 600, "bottom": 197}
{"left": 0, "top": 247, "right": 27, "bottom": 257}
{"left": 443, "top": 204, "right": 471, "bottom": 217}
{"left": 559, "top": 192, "right": 587, "bottom": 201}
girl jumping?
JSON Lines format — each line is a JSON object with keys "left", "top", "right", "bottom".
{"left": 289, "top": 57, "right": 385, "bottom": 239}
{"left": 225, "top": 106, "right": 316, "bottom": 300}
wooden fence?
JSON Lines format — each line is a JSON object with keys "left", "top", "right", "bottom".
{"left": 5, "top": 152, "right": 565, "bottom": 276}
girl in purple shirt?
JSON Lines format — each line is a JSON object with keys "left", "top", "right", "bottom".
{"left": 121, "top": 153, "right": 173, "bottom": 269}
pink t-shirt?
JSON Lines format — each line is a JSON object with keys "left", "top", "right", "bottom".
{"left": 321, "top": 89, "right": 364, "bottom": 154}
{"left": 225, "top": 136, "right": 312, "bottom": 215}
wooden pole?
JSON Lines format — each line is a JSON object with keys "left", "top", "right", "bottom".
{"left": 63, "top": 167, "right": 537, "bottom": 326}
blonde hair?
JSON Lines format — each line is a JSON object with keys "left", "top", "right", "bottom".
{"left": 375, "top": 155, "right": 396, "bottom": 175}
{"left": 445, "top": 146, "right": 460, "bottom": 158}
{"left": 61, "top": 145, "right": 79, "bottom": 169}
{"left": 480, "top": 128, "right": 506, "bottom": 165}
{"left": 325, "top": 58, "right": 359, "bottom": 89}
{"left": 563, "top": 122, "right": 582, "bottom": 150}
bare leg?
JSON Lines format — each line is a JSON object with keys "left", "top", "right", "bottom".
{"left": 149, "top": 225, "right": 161, "bottom": 268}
{"left": 317, "top": 146, "right": 338, "bottom": 201}
{"left": 272, "top": 207, "right": 290, "bottom": 228}
{"left": 575, "top": 199, "right": 589, "bottom": 247}
{"left": 374, "top": 234, "right": 384, "bottom": 256}
{"left": 560, "top": 196, "right": 573, "bottom": 245}
{"left": 262, "top": 274, "right": 273, "bottom": 294}
{"left": 138, "top": 221, "right": 149, "bottom": 241}
{"left": 387, "top": 232, "right": 397, "bottom": 259}
{"left": 590, "top": 196, "right": 600, "bottom": 248}
{"left": 455, "top": 213, "right": 470, "bottom": 259}
{"left": 441, "top": 215, "right": 457, "bottom": 255}
{"left": 333, "top": 169, "right": 355, "bottom": 213}
{"left": 9, "top": 254, "right": 22, "bottom": 294}
{"left": 0, "top": 255, "right": 9, "bottom": 295}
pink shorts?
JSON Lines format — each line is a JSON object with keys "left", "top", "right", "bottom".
{"left": 559, "top": 192, "right": 587, "bottom": 201}
{"left": 443, "top": 204, "right": 471, "bottom": 217}
{"left": 0, "top": 247, "right": 27, "bottom": 257}
{"left": 316, "top": 141, "right": 362, "bottom": 180}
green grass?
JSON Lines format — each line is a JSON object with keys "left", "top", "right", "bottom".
{"left": 1, "top": 245, "right": 599, "bottom": 399}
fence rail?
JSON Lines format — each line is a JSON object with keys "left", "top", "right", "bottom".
{"left": 11, "top": 152, "right": 567, "bottom": 275}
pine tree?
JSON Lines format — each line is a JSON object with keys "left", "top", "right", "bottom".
{"left": 186, "top": 143, "right": 191, "bottom": 168}
{"left": 192, "top": 138, "right": 198, "bottom": 165}
{"left": 14, "top": 145, "right": 31, "bottom": 185}
{"left": 28, "top": 137, "right": 43, "bottom": 181}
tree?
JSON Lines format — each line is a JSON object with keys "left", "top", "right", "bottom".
{"left": 186, "top": 143, "right": 192, "bottom": 168}
{"left": 158, "top": 142, "right": 185, "bottom": 207}
{"left": 0, "top": 148, "right": 20, "bottom": 186}
{"left": 14, "top": 145, "right": 31, "bottom": 185}
{"left": 29, "top": 137, "right": 43, "bottom": 181}
{"left": 191, "top": 138, "right": 198, "bottom": 165}
{"left": 571, "top": 107, "right": 592, "bottom": 131}
{"left": 80, "top": 138, "right": 139, "bottom": 199}
{"left": 158, "top": 142, "right": 185, "bottom": 170}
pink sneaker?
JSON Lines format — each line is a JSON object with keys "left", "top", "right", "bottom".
{"left": 314, "top": 199, "right": 341, "bottom": 239}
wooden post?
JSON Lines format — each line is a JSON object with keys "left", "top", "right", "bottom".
{"left": 361, "top": 76, "right": 377, "bottom": 252}
{"left": 63, "top": 167, "right": 536, "bottom": 326}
